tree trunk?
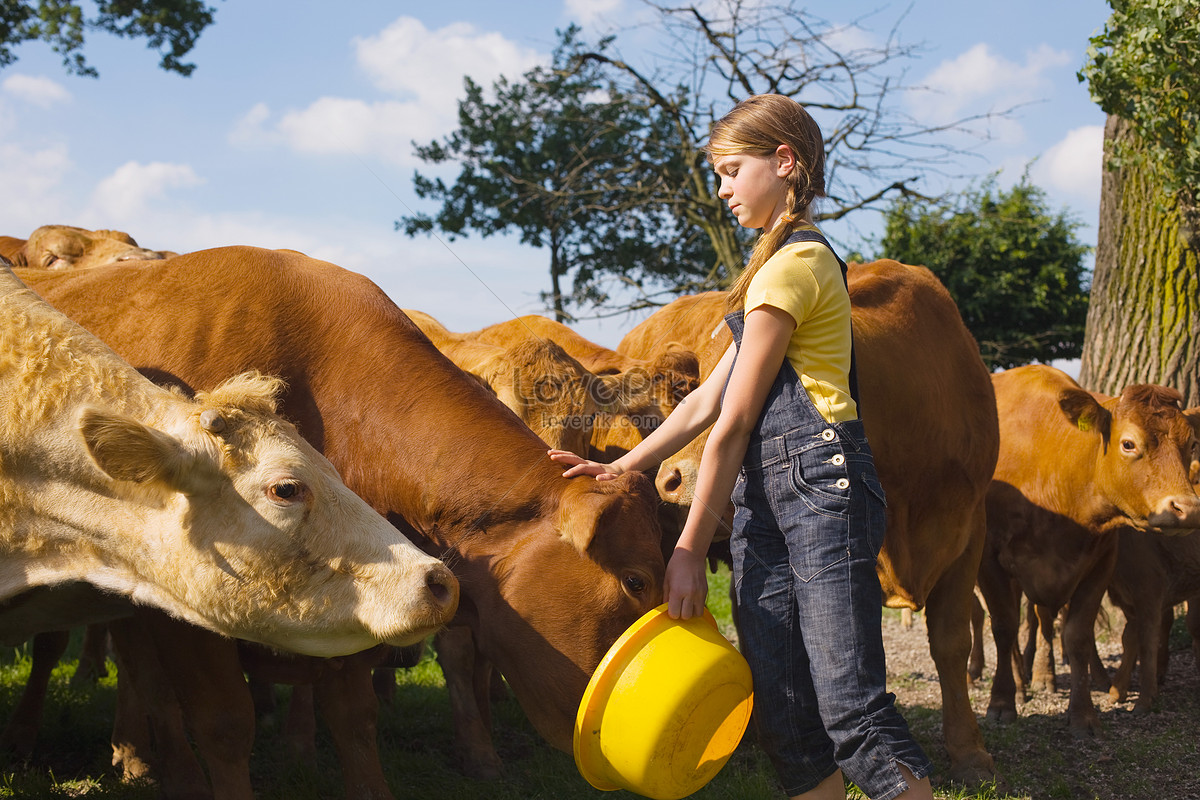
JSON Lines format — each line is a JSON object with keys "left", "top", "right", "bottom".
{"left": 1079, "top": 114, "right": 1200, "bottom": 405}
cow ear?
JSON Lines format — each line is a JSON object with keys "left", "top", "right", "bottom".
{"left": 1184, "top": 407, "right": 1200, "bottom": 439}
{"left": 1058, "top": 388, "right": 1110, "bottom": 435}
{"left": 557, "top": 479, "right": 625, "bottom": 555}
{"left": 79, "top": 407, "right": 204, "bottom": 493}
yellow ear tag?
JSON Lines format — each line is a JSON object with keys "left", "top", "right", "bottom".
{"left": 1076, "top": 417, "right": 1092, "bottom": 432}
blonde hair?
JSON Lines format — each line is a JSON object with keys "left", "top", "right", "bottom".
{"left": 705, "top": 95, "right": 827, "bottom": 311}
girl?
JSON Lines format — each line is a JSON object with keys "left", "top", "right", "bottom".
{"left": 550, "top": 94, "right": 934, "bottom": 800}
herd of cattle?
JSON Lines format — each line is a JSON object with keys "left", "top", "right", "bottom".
{"left": 1, "top": 224, "right": 1198, "bottom": 798}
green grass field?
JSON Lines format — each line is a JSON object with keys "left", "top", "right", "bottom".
{"left": 0, "top": 564, "right": 1195, "bottom": 799}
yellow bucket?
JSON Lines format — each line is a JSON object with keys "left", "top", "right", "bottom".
{"left": 574, "top": 604, "right": 754, "bottom": 799}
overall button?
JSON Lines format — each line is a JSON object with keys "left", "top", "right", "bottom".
{"left": 835, "top": 478, "right": 850, "bottom": 489}
{"left": 821, "top": 429, "right": 836, "bottom": 441}
{"left": 831, "top": 454, "right": 845, "bottom": 466}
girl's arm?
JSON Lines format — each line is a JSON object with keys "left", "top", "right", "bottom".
{"left": 666, "top": 304, "right": 794, "bottom": 618}
{"left": 549, "top": 342, "right": 738, "bottom": 479}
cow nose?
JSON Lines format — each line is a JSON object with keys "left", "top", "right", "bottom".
{"left": 426, "top": 563, "right": 459, "bottom": 614}
{"left": 656, "top": 464, "right": 689, "bottom": 504}
{"left": 1148, "top": 494, "right": 1200, "bottom": 530}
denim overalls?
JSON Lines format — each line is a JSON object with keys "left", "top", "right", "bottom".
{"left": 725, "top": 230, "right": 932, "bottom": 799}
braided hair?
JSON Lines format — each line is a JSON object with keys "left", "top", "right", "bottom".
{"left": 705, "top": 95, "right": 827, "bottom": 312}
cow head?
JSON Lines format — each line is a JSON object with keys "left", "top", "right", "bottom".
{"left": 81, "top": 371, "right": 459, "bottom": 657}
{"left": 473, "top": 338, "right": 600, "bottom": 457}
{"left": 16, "top": 225, "right": 173, "bottom": 270}
{"left": 462, "top": 469, "right": 664, "bottom": 753}
{"left": 1059, "top": 383, "right": 1200, "bottom": 531}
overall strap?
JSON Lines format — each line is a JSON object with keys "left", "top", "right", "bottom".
{"left": 779, "top": 228, "right": 861, "bottom": 409}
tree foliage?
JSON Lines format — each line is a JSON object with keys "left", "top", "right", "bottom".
{"left": 400, "top": 27, "right": 713, "bottom": 321}
{"left": 404, "top": 2, "right": 1013, "bottom": 319}
{"left": 572, "top": 0, "right": 1010, "bottom": 285}
{"left": 1080, "top": 0, "right": 1200, "bottom": 203}
{"left": 877, "top": 176, "right": 1092, "bottom": 370}
{"left": 0, "top": 0, "right": 218, "bottom": 77}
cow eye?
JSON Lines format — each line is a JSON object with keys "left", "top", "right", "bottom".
{"left": 268, "top": 481, "right": 306, "bottom": 503}
{"left": 1120, "top": 438, "right": 1138, "bottom": 454}
{"left": 623, "top": 574, "right": 647, "bottom": 595}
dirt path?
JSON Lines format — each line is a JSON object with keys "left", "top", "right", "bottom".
{"left": 881, "top": 605, "right": 1200, "bottom": 800}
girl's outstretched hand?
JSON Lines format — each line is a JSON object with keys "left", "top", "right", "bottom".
{"left": 547, "top": 449, "right": 624, "bottom": 480}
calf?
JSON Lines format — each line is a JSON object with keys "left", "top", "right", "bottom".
{"left": 978, "top": 365, "right": 1200, "bottom": 736}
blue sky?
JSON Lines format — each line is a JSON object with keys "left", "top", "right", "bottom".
{"left": 1, "top": 0, "right": 1111, "bottom": 347}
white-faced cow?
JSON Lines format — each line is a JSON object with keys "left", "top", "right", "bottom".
{"left": 21, "top": 247, "right": 664, "bottom": 798}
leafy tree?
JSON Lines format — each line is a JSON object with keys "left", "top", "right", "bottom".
{"left": 1078, "top": 0, "right": 1199, "bottom": 402}
{"left": 0, "top": 0, "right": 218, "bottom": 77}
{"left": 876, "top": 176, "right": 1091, "bottom": 370}
{"left": 400, "top": 27, "right": 712, "bottom": 321}
{"left": 571, "top": 0, "right": 1009, "bottom": 287}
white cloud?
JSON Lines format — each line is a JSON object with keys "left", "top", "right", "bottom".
{"left": 910, "top": 43, "right": 1071, "bottom": 125}
{"left": 230, "top": 18, "right": 546, "bottom": 166}
{"left": 564, "top": 0, "right": 624, "bottom": 27}
{"left": 0, "top": 142, "right": 73, "bottom": 233}
{"left": 1032, "top": 124, "right": 1104, "bottom": 214}
{"left": 87, "top": 161, "right": 204, "bottom": 221}
{"left": 354, "top": 18, "right": 544, "bottom": 102}
{"left": 1, "top": 74, "right": 71, "bottom": 108}
{"left": 273, "top": 96, "right": 443, "bottom": 163}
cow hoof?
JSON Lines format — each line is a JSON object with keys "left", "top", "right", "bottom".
{"left": 1132, "top": 699, "right": 1154, "bottom": 715}
{"left": 457, "top": 751, "right": 504, "bottom": 780}
{"left": 985, "top": 706, "right": 1017, "bottom": 724}
{"left": 1068, "top": 718, "right": 1101, "bottom": 739}
{"left": 946, "top": 752, "right": 999, "bottom": 787}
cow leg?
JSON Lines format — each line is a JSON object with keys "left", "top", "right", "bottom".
{"left": 1062, "top": 548, "right": 1116, "bottom": 738}
{"left": 435, "top": 626, "right": 503, "bottom": 779}
{"left": 108, "top": 615, "right": 211, "bottom": 799}
{"left": 1028, "top": 603, "right": 1060, "bottom": 694}
{"left": 978, "top": 553, "right": 1022, "bottom": 724}
{"left": 1019, "top": 594, "right": 1037, "bottom": 683}
{"left": 1187, "top": 598, "right": 1200, "bottom": 678}
{"left": 70, "top": 623, "right": 110, "bottom": 687}
{"left": 1132, "top": 599, "right": 1171, "bottom": 714}
{"left": 312, "top": 650, "right": 394, "bottom": 800}
{"left": 967, "top": 591, "right": 986, "bottom": 684}
{"left": 283, "top": 685, "right": 319, "bottom": 761}
{"left": 0, "top": 630, "right": 69, "bottom": 761}
{"left": 140, "top": 614, "right": 256, "bottom": 800}
{"left": 1109, "top": 603, "right": 1137, "bottom": 703}
{"left": 924, "top": 515, "right": 996, "bottom": 785}
{"left": 1155, "top": 601, "right": 1175, "bottom": 686}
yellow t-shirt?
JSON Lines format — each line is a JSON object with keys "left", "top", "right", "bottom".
{"left": 743, "top": 226, "right": 858, "bottom": 423}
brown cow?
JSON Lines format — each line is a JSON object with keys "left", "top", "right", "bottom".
{"left": 617, "top": 264, "right": 1001, "bottom": 784}
{"left": 0, "top": 263, "right": 455, "bottom": 656}
{"left": 21, "top": 247, "right": 665, "bottom": 797}
{"left": 469, "top": 314, "right": 700, "bottom": 461}
{"left": 402, "top": 308, "right": 599, "bottom": 457}
{"left": 978, "top": 365, "right": 1200, "bottom": 736}
{"left": 1106, "top": 528, "right": 1200, "bottom": 712}
{"left": 4, "top": 225, "right": 174, "bottom": 270}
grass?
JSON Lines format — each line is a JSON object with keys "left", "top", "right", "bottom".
{"left": 0, "top": 572, "right": 1195, "bottom": 799}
